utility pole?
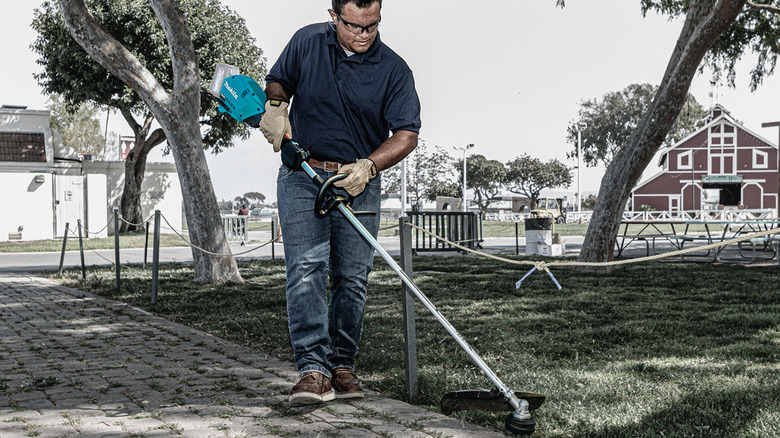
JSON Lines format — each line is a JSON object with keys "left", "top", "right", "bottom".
{"left": 576, "top": 122, "right": 587, "bottom": 212}
{"left": 456, "top": 144, "right": 474, "bottom": 212}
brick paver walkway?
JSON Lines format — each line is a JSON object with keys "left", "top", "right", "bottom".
{"left": 0, "top": 273, "right": 503, "bottom": 437}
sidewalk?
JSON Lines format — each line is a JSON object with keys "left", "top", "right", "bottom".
{"left": 0, "top": 273, "right": 505, "bottom": 437}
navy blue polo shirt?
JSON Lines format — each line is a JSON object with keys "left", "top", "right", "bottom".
{"left": 266, "top": 23, "right": 421, "bottom": 163}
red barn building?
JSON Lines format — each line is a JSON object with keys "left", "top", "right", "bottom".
{"left": 632, "top": 105, "right": 778, "bottom": 214}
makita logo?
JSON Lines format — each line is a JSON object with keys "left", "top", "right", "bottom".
{"left": 224, "top": 82, "right": 238, "bottom": 99}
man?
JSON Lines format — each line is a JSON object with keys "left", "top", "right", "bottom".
{"left": 258, "top": 0, "right": 421, "bottom": 407}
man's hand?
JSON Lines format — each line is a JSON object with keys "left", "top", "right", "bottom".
{"left": 257, "top": 100, "right": 292, "bottom": 152}
{"left": 334, "top": 158, "right": 377, "bottom": 197}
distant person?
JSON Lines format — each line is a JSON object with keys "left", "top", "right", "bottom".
{"left": 258, "top": 0, "right": 421, "bottom": 407}
{"left": 236, "top": 205, "right": 250, "bottom": 244}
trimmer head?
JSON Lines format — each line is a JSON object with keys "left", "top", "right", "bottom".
{"left": 440, "top": 387, "right": 546, "bottom": 435}
{"left": 440, "top": 387, "right": 545, "bottom": 415}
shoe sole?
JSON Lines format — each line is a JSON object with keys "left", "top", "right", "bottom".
{"left": 335, "top": 391, "right": 364, "bottom": 399}
{"left": 289, "top": 389, "right": 336, "bottom": 406}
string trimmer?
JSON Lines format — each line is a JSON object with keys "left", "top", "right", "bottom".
{"left": 205, "top": 66, "right": 546, "bottom": 435}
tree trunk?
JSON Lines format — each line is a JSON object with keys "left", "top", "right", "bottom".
{"left": 577, "top": 0, "right": 746, "bottom": 271}
{"left": 119, "top": 146, "right": 145, "bottom": 232}
{"left": 118, "top": 111, "right": 165, "bottom": 232}
{"left": 58, "top": 0, "right": 242, "bottom": 283}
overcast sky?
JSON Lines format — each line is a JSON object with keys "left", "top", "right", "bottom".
{"left": 2, "top": 1, "right": 779, "bottom": 204}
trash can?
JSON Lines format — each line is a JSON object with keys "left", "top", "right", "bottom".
{"left": 524, "top": 217, "right": 552, "bottom": 255}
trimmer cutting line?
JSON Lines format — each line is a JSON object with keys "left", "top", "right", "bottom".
{"left": 206, "top": 67, "right": 546, "bottom": 435}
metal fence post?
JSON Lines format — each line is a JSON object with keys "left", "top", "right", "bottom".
{"left": 271, "top": 216, "right": 276, "bottom": 260}
{"left": 77, "top": 219, "right": 86, "bottom": 280}
{"left": 144, "top": 219, "right": 150, "bottom": 267}
{"left": 516, "top": 222, "right": 520, "bottom": 255}
{"left": 151, "top": 210, "right": 161, "bottom": 305}
{"left": 113, "top": 209, "right": 120, "bottom": 294}
{"left": 399, "top": 216, "right": 418, "bottom": 404}
{"left": 58, "top": 222, "right": 69, "bottom": 276}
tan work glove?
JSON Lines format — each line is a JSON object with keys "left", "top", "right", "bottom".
{"left": 334, "top": 158, "right": 377, "bottom": 197}
{"left": 257, "top": 99, "right": 292, "bottom": 152}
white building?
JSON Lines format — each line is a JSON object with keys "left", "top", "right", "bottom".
{"left": 0, "top": 105, "right": 182, "bottom": 242}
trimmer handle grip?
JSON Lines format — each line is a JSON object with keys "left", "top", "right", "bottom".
{"left": 314, "top": 173, "right": 351, "bottom": 218}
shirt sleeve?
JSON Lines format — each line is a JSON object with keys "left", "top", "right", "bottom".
{"left": 384, "top": 69, "right": 422, "bottom": 134}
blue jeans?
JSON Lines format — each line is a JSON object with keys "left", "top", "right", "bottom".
{"left": 277, "top": 165, "right": 381, "bottom": 378}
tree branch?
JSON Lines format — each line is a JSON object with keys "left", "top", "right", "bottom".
{"left": 746, "top": 0, "right": 780, "bottom": 14}
{"left": 149, "top": 0, "right": 199, "bottom": 101}
{"left": 120, "top": 108, "right": 140, "bottom": 134}
{"left": 57, "top": 0, "right": 171, "bottom": 108}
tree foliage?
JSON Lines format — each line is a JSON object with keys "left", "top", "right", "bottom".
{"left": 48, "top": 94, "right": 112, "bottom": 159}
{"left": 233, "top": 192, "right": 266, "bottom": 211}
{"left": 567, "top": 84, "right": 708, "bottom": 168}
{"left": 382, "top": 140, "right": 460, "bottom": 204}
{"left": 506, "top": 155, "right": 572, "bottom": 209}
{"left": 460, "top": 154, "right": 507, "bottom": 213}
{"left": 640, "top": 1, "right": 780, "bottom": 90}
{"left": 582, "top": 194, "right": 598, "bottom": 210}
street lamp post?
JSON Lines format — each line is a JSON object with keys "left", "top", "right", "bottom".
{"left": 576, "top": 122, "right": 587, "bottom": 212}
{"left": 456, "top": 144, "right": 474, "bottom": 212}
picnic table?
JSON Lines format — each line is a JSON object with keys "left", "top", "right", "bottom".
{"left": 615, "top": 220, "right": 687, "bottom": 258}
{"left": 672, "top": 220, "right": 780, "bottom": 263}
{"left": 616, "top": 219, "right": 780, "bottom": 264}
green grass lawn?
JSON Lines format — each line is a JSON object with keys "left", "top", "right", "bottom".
{"left": 53, "top": 256, "right": 780, "bottom": 437}
{"left": 0, "top": 233, "right": 192, "bottom": 253}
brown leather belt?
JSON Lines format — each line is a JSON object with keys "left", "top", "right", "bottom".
{"left": 307, "top": 158, "right": 345, "bottom": 172}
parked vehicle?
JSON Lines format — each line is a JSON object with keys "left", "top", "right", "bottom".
{"left": 530, "top": 198, "right": 567, "bottom": 224}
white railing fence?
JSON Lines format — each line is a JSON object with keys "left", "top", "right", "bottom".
{"left": 222, "top": 215, "right": 249, "bottom": 244}
{"left": 480, "top": 209, "right": 777, "bottom": 224}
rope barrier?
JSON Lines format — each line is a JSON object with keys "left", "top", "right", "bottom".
{"left": 117, "top": 213, "right": 154, "bottom": 228}
{"left": 65, "top": 224, "right": 116, "bottom": 266}
{"left": 405, "top": 222, "right": 780, "bottom": 290}
{"left": 76, "top": 215, "right": 112, "bottom": 236}
{"left": 159, "top": 213, "right": 281, "bottom": 258}
{"left": 378, "top": 223, "right": 397, "bottom": 232}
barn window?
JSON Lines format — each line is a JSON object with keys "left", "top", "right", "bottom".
{"left": 0, "top": 132, "right": 47, "bottom": 162}
{"left": 753, "top": 149, "right": 769, "bottom": 169}
{"left": 677, "top": 150, "right": 692, "bottom": 170}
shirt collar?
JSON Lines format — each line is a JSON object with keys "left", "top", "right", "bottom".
{"left": 326, "top": 23, "right": 383, "bottom": 64}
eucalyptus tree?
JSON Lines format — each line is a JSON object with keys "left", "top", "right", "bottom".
{"left": 45, "top": 0, "right": 265, "bottom": 283}
{"left": 577, "top": 0, "right": 780, "bottom": 268}
{"left": 32, "top": 0, "right": 265, "bottom": 234}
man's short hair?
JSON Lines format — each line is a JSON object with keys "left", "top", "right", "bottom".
{"left": 332, "top": 0, "right": 382, "bottom": 14}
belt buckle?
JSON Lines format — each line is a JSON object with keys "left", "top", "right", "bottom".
{"left": 324, "top": 161, "right": 341, "bottom": 172}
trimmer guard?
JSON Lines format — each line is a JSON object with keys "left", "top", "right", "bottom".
{"left": 440, "top": 387, "right": 546, "bottom": 415}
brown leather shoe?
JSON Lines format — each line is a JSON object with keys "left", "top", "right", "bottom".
{"left": 331, "top": 367, "right": 364, "bottom": 399}
{"left": 289, "top": 372, "right": 335, "bottom": 406}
